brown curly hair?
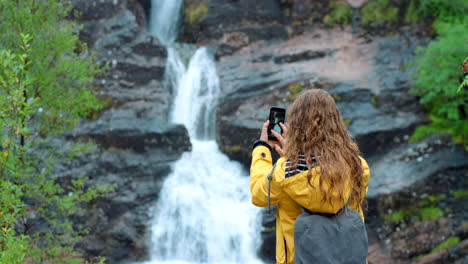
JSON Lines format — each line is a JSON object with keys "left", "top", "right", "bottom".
{"left": 284, "top": 89, "right": 365, "bottom": 208}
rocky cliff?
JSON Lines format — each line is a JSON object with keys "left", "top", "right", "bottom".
{"left": 62, "top": 0, "right": 467, "bottom": 263}
{"left": 60, "top": 0, "right": 192, "bottom": 262}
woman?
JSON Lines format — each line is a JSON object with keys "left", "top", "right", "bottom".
{"left": 250, "top": 89, "right": 370, "bottom": 264}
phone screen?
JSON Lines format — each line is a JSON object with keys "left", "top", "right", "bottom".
{"left": 268, "top": 107, "right": 286, "bottom": 141}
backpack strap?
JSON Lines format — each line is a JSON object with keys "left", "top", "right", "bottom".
{"left": 300, "top": 194, "right": 353, "bottom": 215}
{"left": 267, "top": 163, "right": 277, "bottom": 215}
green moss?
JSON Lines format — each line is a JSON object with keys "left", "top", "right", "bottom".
{"left": 419, "top": 207, "right": 444, "bottom": 221}
{"left": 228, "top": 145, "right": 243, "bottom": 153}
{"left": 343, "top": 119, "right": 352, "bottom": 127}
{"left": 270, "top": 20, "right": 281, "bottom": 26}
{"left": 415, "top": 236, "right": 461, "bottom": 260}
{"left": 453, "top": 190, "right": 468, "bottom": 200}
{"left": 184, "top": 1, "right": 208, "bottom": 26}
{"left": 430, "top": 236, "right": 460, "bottom": 253}
{"left": 360, "top": 0, "right": 398, "bottom": 26}
{"left": 370, "top": 96, "right": 379, "bottom": 107}
{"left": 419, "top": 194, "right": 446, "bottom": 207}
{"left": 384, "top": 194, "right": 448, "bottom": 224}
{"left": 323, "top": 0, "right": 354, "bottom": 26}
{"left": 288, "top": 83, "right": 305, "bottom": 102}
{"left": 333, "top": 95, "right": 342, "bottom": 102}
{"left": 385, "top": 211, "right": 406, "bottom": 223}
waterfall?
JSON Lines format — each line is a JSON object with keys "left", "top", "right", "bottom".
{"left": 141, "top": 0, "right": 264, "bottom": 263}
{"left": 149, "top": 0, "right": 183, "bottom": 45}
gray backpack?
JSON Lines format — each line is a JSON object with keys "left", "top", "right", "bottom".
{"left": 294, "top": 199, "right": 368, "bottom": 264}
{"left": 267, "top": 164, "right": 368, "bottom": 264}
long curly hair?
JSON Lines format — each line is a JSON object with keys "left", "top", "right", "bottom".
{"left": 284, "top": 89, "right": 365, "bottom": 208}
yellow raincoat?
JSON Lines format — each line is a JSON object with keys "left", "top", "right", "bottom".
{"left": 250, "top": 145, "right": 370, "bottom": 264}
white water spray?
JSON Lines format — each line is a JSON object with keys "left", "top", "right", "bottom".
{"left": 142, "top": 0, "right": 264, "bottom": 263}
{"left": 149, "top": 0, "right": 183, "bottom": 45}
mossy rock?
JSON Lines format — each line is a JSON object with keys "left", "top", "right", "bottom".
{"left": 288, "top": 83, "right": 305, "bottom": 102}
{"left": 184, "top": 1, "right": 208, "bottom": 26}
{"left": 228, "top": 145, "right": 243, "bottom": 153}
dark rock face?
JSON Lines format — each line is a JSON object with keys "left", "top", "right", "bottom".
{"left": 72, "top": 0, "right": 127, "bottom": 21}
{"left": 274, "top": 50, "right": 329, "bottom": 64}
{"left": 366, "top": 135, "right": 468, "bottom": 200}
{"left": 216, "top": 27, "right": 428, "bottom": 167}
{"left": 69, "top": 111, "right": 191, "bottom": 155}
{"left": 287, "top": 0, "right": 329, "bottom": 23}
{"left": 54, "top": 142, "right": 177, "bottom": 263}
{"left": 178, "top": 0, "right": 288, "bottom": 57}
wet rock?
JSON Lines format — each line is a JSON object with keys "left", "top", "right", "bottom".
{"left": 179, "top": 0, "right": 288, "bottom": 45}
{"left": 216, "top": 28, "right": 428, "bottom": 167}
{"left": 72, "top": 0, "right": 126, "bottom": 21}
{"left": 114, "top": 60, "right": 165, "bottom": 85}
{"left": 366, "top": 134, "right": 468, "bottom": 199}
{"left": 288, "top": 0, "right": 328, "bottom": 24}
{"left": 390, "top": 218, "right": 457, "bottom": 258}
{"left": 413, "top": 239, "right": 468, "bottom": 264}
{"left": 54, "top": 144, "right": 177, "bottom": 263}
{"left": 132, "top": 37, "right": 167, "bottom": 57}
{"left": 69, "top": 110, "right": 191, "bottom": 155}
{"left": 94, "top": 10, "right": 140, "bottom": 50}
{"left": 274, "top": 50, "right": 329, "bottom": 64}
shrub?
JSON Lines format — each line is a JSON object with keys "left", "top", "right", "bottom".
{"left": 360, "top": 0, "right": 398, "bottom": 25}
{"left": 323, "top": 0, "right": 354, "bottom": 26}
{"left": 409, "top": 21, "right": 468, "bottom": 148}
{"left": 0, "top": 1, "right": 111, "bottom": 262}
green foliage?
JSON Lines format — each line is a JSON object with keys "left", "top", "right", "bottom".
{"left": 453, "top": 189, "right": 468, "bottom": 200}
{"left": 384, "top": 194, "right": 446, "bottom": 224}
{"left": 0, "top": 180, "right": 28, "bottom": 264}
{"left": 360, "top": 0, "right": 398, "bottom": 25}
{"left": 0, "top": 0, "right": 104, "bottom": 136}
{"left": 419, "top": 194, "right": 445, "bottom": 207}
{"left": 184, "top": 1, "right": 209, "bottom": 26}
{"left": 0, "top": 1, "right": 111, "bottom": 263}
{"left": 404, "top": 0, "right": 467, "bottom": 24}
{"left": 323, "top": 0, "right": 354, "bottom": 26}
{"left": 430, "top": 236, "right": 460, "bottom": 253}
{"left": 385, "top": 211, "right": 405, "bottom": 223}
{"left": 458, "top": 57, "right": 468, "bottom": 92}
{"left": 416, "top": 0, "right": 467, "bottom": 22}
{"left": 408, "top": 21, "right": 468, "bottom": 148}
{"left": 404, "top": 0, "right": 420, "bottom": 23}
{"left": 419, "top": 207, "right": 444, "bottom": 221}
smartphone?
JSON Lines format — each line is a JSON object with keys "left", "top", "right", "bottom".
{"left": 268, "top": 106, "right": 286, "bottom": 141}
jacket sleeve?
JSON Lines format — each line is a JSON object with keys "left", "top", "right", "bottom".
{"left": 360, "top": 157, "right": 371, "bottom": 198}
{"left": 250, "top": 145, "right": 282, "bottom": 207}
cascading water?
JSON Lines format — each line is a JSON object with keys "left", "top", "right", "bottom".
{"left": 142, "top": 1, "right": 264, "bottom": 263}
{"left": 149, "top": 0, "right": 183, "bottom": 45}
